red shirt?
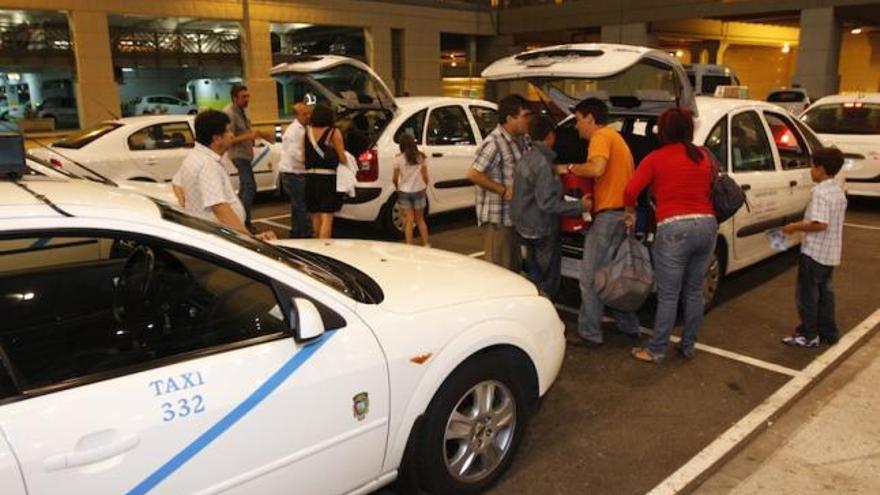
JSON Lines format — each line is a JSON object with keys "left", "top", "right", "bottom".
{"left": 624, "top": 143, "right": 715, "bottom": 222}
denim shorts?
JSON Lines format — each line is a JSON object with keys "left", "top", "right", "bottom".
{"left": 397, "top": 190, "right": 427, "bottom": 209}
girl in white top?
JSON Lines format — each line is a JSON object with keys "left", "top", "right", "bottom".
{"left": 392, "top": 133, "right": 430, "bottom": 246}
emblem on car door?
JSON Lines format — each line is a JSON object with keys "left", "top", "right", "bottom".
{"left": 353, "top": 392, "right": 370, "bottom": 421}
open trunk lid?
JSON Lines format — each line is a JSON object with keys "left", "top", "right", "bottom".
{"left": 482, "top": 43, "right": 696, "bottom": 117}
{"left": 270, "top": 55, "right": 397, "bottom": 113}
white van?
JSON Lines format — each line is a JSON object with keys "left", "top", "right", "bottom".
{"left": 483, "top": 44, "right": 823, "bottom": 307}
{"left": 685, "top": 64, "right": 740, "bottom": 96}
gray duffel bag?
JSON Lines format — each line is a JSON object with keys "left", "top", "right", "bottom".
{"left": 594, "top": 234, "right": 654, "bottom": 312}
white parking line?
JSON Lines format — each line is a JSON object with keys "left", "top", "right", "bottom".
{"left": 844, "top": 222, "right": 880, "bottom": 231}
{"left": 647, "top": 308, "right": 880, "bottom": 495}
{"left": 253, "top": 213, "right": 291, "bottom": 223}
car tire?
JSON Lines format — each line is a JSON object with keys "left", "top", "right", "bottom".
{"left": 416, "top": 351, "right": 531, "bottom": 495}
{"left": 379, "top": 193, "right": 405, "bottom": 239}
{"left": 703, "top": 242, "right": 724, "bottom": 310}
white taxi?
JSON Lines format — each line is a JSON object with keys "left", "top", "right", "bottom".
{"left": 28, "top": 114, "right": 281, "bottom": 193}
{"left": 483, "top": 43, "right": 825, "bottom": 306}
{"left": 802, "top": 93, "right": 880, "bottom": 197}
{"left": 271, "top": 56, "right": 497, "bottom": 236}
{"left": 0, "top": 178, "right": 564, "bottom": 495}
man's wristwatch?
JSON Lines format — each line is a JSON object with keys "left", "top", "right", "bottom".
{"left": 567, "top": 163, "right": 574, "bottom": 173}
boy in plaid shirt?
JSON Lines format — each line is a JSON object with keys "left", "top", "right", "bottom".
{"left": 782, "top": 148, "right": 847, "bottom": 348}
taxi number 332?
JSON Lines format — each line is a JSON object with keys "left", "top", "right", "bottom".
{"left": 162, "top": 395, "right": 205, "bottom": 422}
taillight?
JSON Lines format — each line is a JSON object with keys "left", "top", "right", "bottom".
{"left": 356, "top": 148, "right": 379, "bottom": 182}
{"left": 49, "top": 158, "right": 63, "bottom": 168}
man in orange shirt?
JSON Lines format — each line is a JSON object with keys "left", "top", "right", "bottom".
{"left": 563, "top": 98, "right": 641, "bottom": 346}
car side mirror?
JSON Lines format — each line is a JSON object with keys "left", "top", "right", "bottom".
{"left": 290, "top": 297, "right": 325, "bottom": 342}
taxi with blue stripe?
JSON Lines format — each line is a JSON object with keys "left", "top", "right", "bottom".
{"left": 0, "top": 172, "right": 565, "bottom": 494}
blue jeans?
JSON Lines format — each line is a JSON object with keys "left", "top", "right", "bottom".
{"left": 281, "top": 173, "right": 312, "bottom": 238}
{"left": 796, "top": 254, "right": 838, "bottom": 342}
{"left": 233, "top": 157, "right": 256, "bottom": 226}
{"left": 647, "top": 217, "right": 718, "bottom": 358}
{"left": 577, "top": 210, "right": 640, "bottom": 343}
{"left": 523, "top": 233, "right": 562, "bottom": 299}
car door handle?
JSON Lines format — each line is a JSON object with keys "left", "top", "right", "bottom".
{"left": 432, "top": 153, "right": 443, "bottom": 158}
{"left": 143, "top": 159, "right": 158, "bottom": 166}
{"left": 43, "top": 434, "right": 140, "bottom": 471}
{"left": 741, "top": 184, "right": 751, "bottom": 191}
{"left": 789, "top": 180, "right": 798, "bottom": 187}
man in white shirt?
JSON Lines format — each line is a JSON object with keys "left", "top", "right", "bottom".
{"left": 173, "top": 110, "right": 276, "bottom": 240}
{"left": 279, "top": 102, "right": 314, "bottom": 238}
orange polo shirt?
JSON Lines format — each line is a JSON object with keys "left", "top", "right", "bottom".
{"left": 588, "top": 126, "right": 634, "bottom": 212}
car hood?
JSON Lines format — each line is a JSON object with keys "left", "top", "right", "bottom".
{"left": 116, "top": 180, "right": 178, "bottom": 203}
{"left": 482, "top": 43, "right": 696, "bottom": 116}
{"left": 274, "top": 239, "right": 538, "bottom": 314}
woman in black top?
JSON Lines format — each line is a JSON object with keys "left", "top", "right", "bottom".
{"left": 304, "top": 104, "right": 347, "bottom": 239}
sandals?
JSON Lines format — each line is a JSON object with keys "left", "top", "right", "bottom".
{"left": 631, "top": 347, "right": 662, "bottom": 363}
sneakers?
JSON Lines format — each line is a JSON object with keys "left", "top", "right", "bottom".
{"left": 782, "top": 334, "right": 820, "bottom": 348}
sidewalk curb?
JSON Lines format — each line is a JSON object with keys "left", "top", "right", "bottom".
{"left": 648, "top": 309, "right": 880, "bottom": 495}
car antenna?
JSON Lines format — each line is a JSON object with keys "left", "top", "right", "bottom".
{"left": 85, "top": 93, "right": 122, "bottom": 121}
{"left": 0, "top": 120, "right": 119, "bottom": 187}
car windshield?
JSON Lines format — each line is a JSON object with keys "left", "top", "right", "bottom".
{"left": 156, "top": 201, "right": 383, "bottom": 304}
{"left": 802, "top": 103, "right": 880, "bottom": 135}
{"left": 53, "top": 122, "right": 122, "bottom": 149}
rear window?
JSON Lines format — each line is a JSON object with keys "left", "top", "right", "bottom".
{"left": 802, "top": 103, "right": 880, "bottom": 135}
{"left": 702, "top": 76, "right": 734, "bottom": 95}
{"left": 768, "top": 91, "right": 806, "bottom": 103}
{"left": 53, "top": 123, "right": 122, "bottom": 149}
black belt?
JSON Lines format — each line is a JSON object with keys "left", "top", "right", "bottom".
{"left": 280, "top": 172, "right": 306, "bottom": 176}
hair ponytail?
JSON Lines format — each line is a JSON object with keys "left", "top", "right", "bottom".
{"left": 399, "top": 133, "right": 424, "bottom": 165}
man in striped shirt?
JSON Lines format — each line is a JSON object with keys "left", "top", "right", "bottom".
{"left": 782, "top": 147, "right": 848, "bottom": 348}
{"left": 467, "top": 94, "right": 531, "bottom": 271}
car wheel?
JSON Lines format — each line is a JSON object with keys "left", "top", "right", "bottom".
{"left": 416, "top": 351, "right": 530, "bottom": 495}
{"left": 703, "top": 243, "right": 723, "bottom": 310}
{"left": 379, "top": 194, "right": 405, "bottom": 239}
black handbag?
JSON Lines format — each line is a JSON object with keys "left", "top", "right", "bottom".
{"left": 704, "top": 148, "right": 748, "bottom": 223}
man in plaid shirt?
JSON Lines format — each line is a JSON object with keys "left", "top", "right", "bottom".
{"left": 467, "top": 94, "right": 532, "bottom": 271}
{"left": 782, "top": 147, "right": 848, "bottom": 348}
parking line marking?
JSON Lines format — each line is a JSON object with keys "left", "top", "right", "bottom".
{"left": 253, "top": 213, "right": 292, "bottom": 222}
{"left": 844, "top": 222, "right": 880, "bottom": 231}
{"left": 647, "top": 308, "right": 880, "bottom": 495}
{"left": 669, "top": 336, "right": 801, "bottom": 377}
{"left": 254, "top": 219, "right": 290, "bottom": 230}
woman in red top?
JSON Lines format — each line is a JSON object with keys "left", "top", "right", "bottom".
{"left": 624, "top": 108, "right": 718, "bottom": 363}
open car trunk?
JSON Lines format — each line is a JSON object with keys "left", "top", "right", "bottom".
{"left": 270, "top": 55, "right": 398, "bottom": 157}
{"left": 482, "top": 44, "right": 690, "bottom": 258}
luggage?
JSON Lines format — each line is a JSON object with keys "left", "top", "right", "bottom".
{"left": 594, "top": 234, "right": 654, "bottom": 312}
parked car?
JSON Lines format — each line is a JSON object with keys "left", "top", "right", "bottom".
{"left": 28, "top": 114, "right": 281, "bottom": 193}
{"left": 0, "top": 97, "right": 29, "bottom": 121}
{"left": 684, "top": 63, "right": 740, "bottom": 96}
{"left": 767, "top": 88, "right": 811, "bottom": 115}
{"left": 0, "top": 178, "right": 565, "bottom": 495}
{"left": 25, "top": 151, "right": 177, "bottom": 203}
{"left": 36, "top": 96, "right": 79, "bottom": 129}
{"left": 801, "top": 93, "right": 880, "bottom": 197}
{"left": 131, "top": 95, "right": 198, "bottom": 116}
{"left": 484, "top": 43, "right": 826, "bottom": 307}
{"left": 271, "top": 56, "right": 498, "bottom": 236}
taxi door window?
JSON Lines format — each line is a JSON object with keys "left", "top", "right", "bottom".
{"left": 705, "top": 117, "right": 729, "bottom": 172}
{"left": 0, "top": 234, "right": 287, "bottom": 396}
{"left": 764, "top": 112, "right": 810, "bottom": 169}
{"left": 394, "top": 109, "right": 426, "bottom": 144}
{"left": 731, "top": 111, "right": 775, "bottom": 173}
{"left": 469, "top": 106, "right": 498, "bottom": 140}
{"left": 426, "top": 106, "right": 476, "bottom": 146}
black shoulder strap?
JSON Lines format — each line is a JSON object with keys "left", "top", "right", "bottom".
{"left": 318, "top": 127, "right": 334, "bottom": 145}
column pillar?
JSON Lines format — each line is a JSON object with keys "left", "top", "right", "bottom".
{"left": 366, "top": 25, "right": 393, "bottom": 87}
{"left": 792, "top": 7, "right": 841, "bottom": 98}
{"left": 403, "top": 26, "right": 441, "bottom": 96}
{"left": 240, "top": 14, "right": 278, "bottom": 121}
{"left": 68, "top": 11, "right": 119, "bottom": 129}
